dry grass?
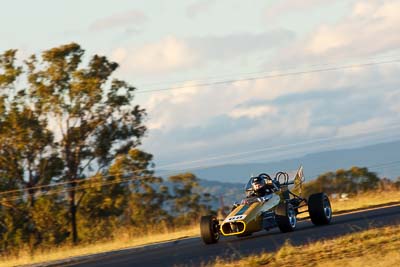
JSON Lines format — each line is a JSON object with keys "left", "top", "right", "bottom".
{"left": 1, "top": 189, "right": 399, "bottom": 266}
{"left": 212, "top": 224, "right": 400, "bottom": 267}
{"left": 0, "top": 226, "right": 199, "bottom": 267}
{"left": 330, "top": 189, "right": 400, "bottom": 213}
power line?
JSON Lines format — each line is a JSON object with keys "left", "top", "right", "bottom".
{"left": 0, "top": 177, "right": 87, "bottom": 197}
{"left": 3, "top": 175, "right": 152, "bottom": 202}
{"left": 136, "top": 58, "right": 400, "bottom": 94}
{"left": 136, "top": 52, "right": 400, "bottom": 89}
{"left": 0, "top": 164, "right": 182, "bottom": 198}
{"left": 366, "top": 160, "right": 400, "bottom": 169}
{"left": 0, "top": 170, "right": 148, "bottom": 197}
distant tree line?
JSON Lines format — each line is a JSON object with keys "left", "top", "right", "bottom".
{"left": 302, "top": 166, "right": 400, "bottom": 197}
{"left": 0, "top": 44, "right": 214, "bottom": 255}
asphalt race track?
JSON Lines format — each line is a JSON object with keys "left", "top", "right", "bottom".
{"left": 66, "top": 205, "right": 400, "bottom": 267}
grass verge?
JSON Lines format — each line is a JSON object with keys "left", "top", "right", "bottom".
{"left": 0, "top": 226, "right": 199, "bottom": 267}
{"left": 330, "top": 189, "right": 400, "bottom": 213}
{"left": 211, "top": 224, "right": 400, "bottom": 267}
{"left": 295, "top": 189, "right": 400, "bottom": 218}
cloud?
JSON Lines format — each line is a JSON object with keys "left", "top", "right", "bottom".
{"left": 89, "top": 9, "right": 148, "bottom": 32}
{"left": 145, "top": 81, "right": 233, "bottom": 130}
{"left": 127, "top": 36, "right": 199, "bottom": 74}
{"left": 143, "top": 94, "right": 334, "bottom": 167}
{"left": 229, "top": 105, "right": 277, "bottom": 119}
{"left": 186, "top": 0, "right": 216, "bottom": 18}
{"left": 142, "top": 54, "right": 396, "bottom": 133}
{"left": 275, "top": 0, "right": 400, "bottom": 65}
{"left": 112, "top": 30, "right": 294, "bottom": 76}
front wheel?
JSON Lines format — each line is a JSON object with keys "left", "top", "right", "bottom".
{"left": 200, "top": 215, "right": 220, "bottom": 244}
{"left": 308, "top": 193, "right": 332, "bottom": 225}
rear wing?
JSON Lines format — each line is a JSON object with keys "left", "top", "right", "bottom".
{"left": 292, "top": 165, "right": 305, "bottom": 196}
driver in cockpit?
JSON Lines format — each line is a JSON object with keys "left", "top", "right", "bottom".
{"left": 239, "top": 174, "right": 279, "bottom": 205}
{"left": 249, "top": 175, "right": 279, "bottom": 197}
{"left": 249, "top": 176, "right": 269, "bottom": 197}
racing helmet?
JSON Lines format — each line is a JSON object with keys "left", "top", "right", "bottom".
{"left": 251, "top": 176, "right": 266, "bottom": 193}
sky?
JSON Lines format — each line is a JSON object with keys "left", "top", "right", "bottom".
{"left": 1, "top": 0, "right": 400, "bottom": 172}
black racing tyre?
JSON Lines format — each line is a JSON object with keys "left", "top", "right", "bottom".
{"left": 200, "top": 215, "right": 220, "bottom": 244}
{"left": 276, "top": 203, "right": 297, "bottom": 233}
{"left": 308, "top": 193, "right": 332, "bottom": 225}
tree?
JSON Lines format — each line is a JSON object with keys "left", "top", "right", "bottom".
{"left": 0, "top": 49, "right": 21, "bottom": 89}
{"left": 76, "top": 171, "right": 128, "bottom": 241}
{"left": 0, "top": 50, "right": 28, "bottom": 199}
{"left": 168, "top": 173, "right": 207, "bottom": 225}
{"left": 0, "top": 105, "right": 63, "bottom": 207}
{"left": 303, "top": 166, "right": 381, "bottom": 197}
{"left": 0, "top": 43, "right": 147, "bottom": 244}
{"left": 1, "top": 49, "right": 63, "bottom": 204}
{"left": 347, "top": 166, "right": 380, "bottom": 192}
{"left": 29, "top": 195, "right": 69, "bottom": 248}
{"left": 109, "top": 149, "right": 170, "bottom": 228}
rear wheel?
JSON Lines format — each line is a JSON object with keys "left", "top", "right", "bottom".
{"left": 276, "top": 203, "right": 296, "bottom": 233}
{"left": 200, "top": 215, "right": 220, "bottom": 244}
{"left": 308, "top": 193, "right": 332, "bottom": 225}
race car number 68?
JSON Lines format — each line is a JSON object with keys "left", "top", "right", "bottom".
{"left": 227, "top": 215, "right": 246, "bottom": 221}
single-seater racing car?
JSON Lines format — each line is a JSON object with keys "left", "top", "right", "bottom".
{"left": 200, "top": 166, "right": 332, "bottom": 244}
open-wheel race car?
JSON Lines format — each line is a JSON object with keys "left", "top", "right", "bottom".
{"left": 200, "top": 166, "right": 332, "bottom": 244}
